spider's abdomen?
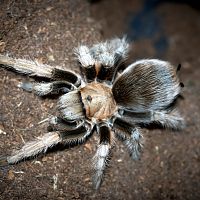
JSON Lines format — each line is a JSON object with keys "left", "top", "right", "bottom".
{"left": 80, "top": 82, "right": 117, "bottom": 121}
{"left": 112, "top": 59, "right": 181, "bottom": 112}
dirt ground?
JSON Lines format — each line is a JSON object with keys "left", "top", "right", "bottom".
{"left": 0, "top": 0, "right": 200, "bottom": 199}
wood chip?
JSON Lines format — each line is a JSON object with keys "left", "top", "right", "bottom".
{"left": 84, "top": 143, "right": 92, "bottom": 152}
{"left": 0, "top": 41, "right": 6, "bottom": 53}
{"left": 7, "top": 170, "right": 15, "bottom": 180}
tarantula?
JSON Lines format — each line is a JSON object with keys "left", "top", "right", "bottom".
{"left": 0, "top": 37, "right": 184, "bottom": 189}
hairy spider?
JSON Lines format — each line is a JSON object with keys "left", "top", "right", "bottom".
{"left": 0, "top": 37, "right": 184, "bottom": 189}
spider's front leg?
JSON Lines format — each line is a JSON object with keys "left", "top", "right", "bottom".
{"left": 20, "top": 81, "right": 75, "bottom": 96}
{"left": 93, "top": 123, "right": 114, "bottom": 189}
{"left": 0, "top": 54, "right": 81, "bottom": 87}
{"left": 0, "top": 118, "right": 93, "bottom": 166}
{"left": 113, "top": 118, "right": 143, "bottom": 160}
{"left": 75, "top": 37, "right": 129, "bottom": 83}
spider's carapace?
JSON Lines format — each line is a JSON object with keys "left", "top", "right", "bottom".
{"left": 80, "top": 82, "right": 117, "bottom": 121}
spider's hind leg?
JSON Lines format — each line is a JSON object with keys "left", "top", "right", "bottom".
{"left": 93, "top": 123, "right": 114, "bottom": 189}
{"left": 4, "top": 131, "right": 62, "bottom": 165}
{"left": 152, "top": 109, "right": 185, "bottom": 130}
{"left": 113, "top": 118, "right": 143, "bottom": 160}
{"left": 121, "top": 108, "right": 185, "bottom": 130}
{"left": 0, "top": 118, "right": 93, "bottom": 166}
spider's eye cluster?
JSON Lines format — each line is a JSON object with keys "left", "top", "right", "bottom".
{"left": 86, "top": 95, "right": 92, "bottom": 102}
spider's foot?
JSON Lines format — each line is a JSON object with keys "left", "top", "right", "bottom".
{"left": 18, "top": 82, "right": 33, "bottom": 92}
{"left": 129, "top": 130, "right": 143, "bottom": 160}
{"left": 93, "top": 172, "right": 103, "bottom": 190}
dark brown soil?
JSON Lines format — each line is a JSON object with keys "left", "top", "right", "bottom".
{"left": 0, "top": 0, "right": 200, "bottom": 199}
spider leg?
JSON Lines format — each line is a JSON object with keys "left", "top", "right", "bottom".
{"left": 74, "top": 45, "right": 96, "bottom": 82}
{"left": 48, "top": 116, "right": 78, "bottom": 131}
{"left": 75, "top": 37, "right": 129, "bottom": 83}
{"left": 92, "top": 37, "right": 130, "bottom": 83}
{"left": 121, "top": 108, "right": 185, "bottom": 130}
{"left": 20, "top": 81, "right": 75, "bottom": 96}
{"left": 92, "top": 123, "right": 113, "bottom": 189}
{"left": 2, "top": 131, "right": 62, "bottom": 165}
{"left": 0, "top": 119, "right": 93, "bottom": 166}
{"left": 55, "top": 120, "right": 93, "bottom": 145}
{"left": 0, "top": 54, "right": 81, "bottom": 87}
{"left": 113, "top": 118, "right": 143, "bottom": 160}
